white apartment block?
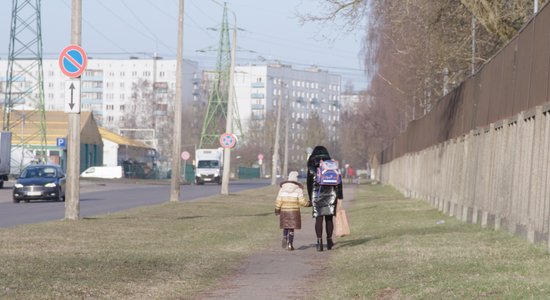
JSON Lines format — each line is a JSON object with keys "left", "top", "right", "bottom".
{"left": 234, "top": 63, "right": 341, "bottom": 164}
{"left": 0, "top": 57, "right": 200, "bottom": 170}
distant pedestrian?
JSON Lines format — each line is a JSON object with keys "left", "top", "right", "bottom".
{"left": 347, "top": 166, "right": 355, "bottom": 184}
{"left": 275, "top": 171, "right": 311, "bottom": 250}
{"left": 307, "top": 146, "right": 344, "bottom": 251}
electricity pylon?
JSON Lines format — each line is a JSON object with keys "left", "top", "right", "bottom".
{"left": 3, "top": 0, "right": 48, "bottom": 169}
{"left": 199, "top": 3, "right": 242, "bottom": 148}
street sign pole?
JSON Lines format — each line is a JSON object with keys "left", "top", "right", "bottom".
{"left": 65, "top": 0, "right": 82, "bottom": 220}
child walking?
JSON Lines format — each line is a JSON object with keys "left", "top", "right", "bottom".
{"left": 275, "top": 171, "right": 311, "bottom": 250}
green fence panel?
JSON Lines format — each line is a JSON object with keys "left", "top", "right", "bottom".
{"left": 238, "top": 167, "right": 260, "bottom": 179}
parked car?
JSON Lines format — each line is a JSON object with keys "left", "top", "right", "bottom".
{"left": 13, "top": 164, "right": 66, "bottom": 203}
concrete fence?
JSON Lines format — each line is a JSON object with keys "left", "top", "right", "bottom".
{"left": 378, "top": 104, "right": 550, "bottom": 249}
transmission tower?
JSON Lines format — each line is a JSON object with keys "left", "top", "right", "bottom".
{"left": 199, "top": 3, "right": 242, "bottom": 148}
{"left": 3, "top": 0, "right": 48, "bottom": 168}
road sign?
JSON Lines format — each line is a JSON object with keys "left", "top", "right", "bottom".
{"left": 181, "top": 151, "right": 190, "bottom": 160}
{"left": 56, "top": 137, "right": 66, "bottom": 148}
{"left": 64, "top": 79, "right": 81, "bottom": 113}
{"left": 58, "top": 44, "right": 88, "bottom": 78}
{"left": 219, "top": 133, "right": 237, "bottom": 149}
{"left": 258, "top": 153, "right": 264, "bottom": 160}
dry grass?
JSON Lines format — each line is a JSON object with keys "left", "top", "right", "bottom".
{"left": 0, "top": 186, "right": 280, "bottom": 299}
{"left": 4, "top": 183, "right": 550, "bottom": 299}
{"left": 316, "top": 184, "right": 550, "bottom": 299}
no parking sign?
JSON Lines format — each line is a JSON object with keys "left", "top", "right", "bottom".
{"left": 58, "top": 45, "right": 88, "bottom": 78}
{"left": 219, "top": 133, "right": 237, "bottom": 149}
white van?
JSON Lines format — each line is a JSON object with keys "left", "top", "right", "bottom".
{"left": 80, "top": 166, "right": 124, "bottom": 179}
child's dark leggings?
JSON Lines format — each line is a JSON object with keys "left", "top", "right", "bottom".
{"left": 283, "top": 228, "right": 295, "bottom": 243}
{"left": 315, "top": 215, "right": 333, "bottom": 239}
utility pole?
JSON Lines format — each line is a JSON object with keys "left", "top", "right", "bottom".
{"left": 271, "top": 80, "right": 283, "bottom": 185}
{"left": 282, "top": 83, "right": 289, "bottom": 180}
{"left": 471, "top": 15, "right": 476, "bottom": 75}
{"left": 221, "top": 9, "right": 237, "bottom": 195}
{"left": 170, "top": 0, "right": 184, "bottom": 202}
{"left": 64, "top": 0, "right": 82, "bottom": 220}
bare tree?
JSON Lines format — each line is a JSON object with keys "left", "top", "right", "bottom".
{"left": 121, "top": 79, "right": 155, "bottom": 137}
{"left": 301, "top": 0, "right": 543, "bottom": 161}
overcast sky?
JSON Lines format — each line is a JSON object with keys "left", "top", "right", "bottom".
{"left": 0, "top": 0, "right": 368, "bottom": 90}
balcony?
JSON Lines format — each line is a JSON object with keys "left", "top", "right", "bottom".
{"left": 81, "top": 99, "right": 103, "bottom": 105}
{"left": 81, "top": 87, "right": 103, "bottom": 93}
{"left": 251, "top": 93, "right": 265, "bottom": 99}
{"left": 82, "top": 75, "right": 103, "bottom": 81}
{"left": 251, "top": 82, "right": 264, "bottom": 88}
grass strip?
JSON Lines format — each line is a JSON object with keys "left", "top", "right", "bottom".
{"left": 317, "top": 184, "right": 550, "bottom": 299}
{"left": 0, "top": 185, "right": 280, "bottom": 299}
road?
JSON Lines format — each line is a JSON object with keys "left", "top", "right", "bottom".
{"left": 0, "top": 178, "right": 271, "bottom": 228}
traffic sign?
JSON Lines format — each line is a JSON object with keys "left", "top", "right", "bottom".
{"left": 56, "top": 137, "right": 66, "bottom": 148}
{"left": 181, "top": 151, "right": 190, "bottom": 160}
{"left": 64, "top": 79, "right": 81, "bottom": 113}
{"left": 258, "top": 153, "right": 264, "bottom": 160}
{"left": 219, "top": 133, "right": 237, "bottom": 149}
{"left": 58, "top": 44, "right": 88, "bottom": 78}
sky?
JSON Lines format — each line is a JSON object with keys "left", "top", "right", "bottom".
{"left": 0, "top": 0, "right": 368, "bottom": 90}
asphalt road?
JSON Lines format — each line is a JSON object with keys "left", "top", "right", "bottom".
{"left": 0, "top": 178, "right": 271, "bottom": 228}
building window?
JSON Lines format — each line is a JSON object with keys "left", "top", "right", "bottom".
{"left": 120, "top": 105, "right": 125, "bottom": 111}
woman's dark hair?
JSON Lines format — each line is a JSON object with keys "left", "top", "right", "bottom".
{"left": 306, "top": 145, "right": 332, "bottom": 200}
{"left": 307, "top": 145, "right": 331, "bottom": 173}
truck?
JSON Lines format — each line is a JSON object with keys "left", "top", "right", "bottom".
{"left": 194, "top": 148, "right": 223, "bottom": 185}
{"left": 0, "top": 132, "right": 12, "bottom": 189}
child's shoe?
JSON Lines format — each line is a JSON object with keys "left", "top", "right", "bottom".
{"left": 287, "top": 242, "right": 294, "bottom": 251}
{"left": 281, "top": 236, "right": 288, "bottom": 249}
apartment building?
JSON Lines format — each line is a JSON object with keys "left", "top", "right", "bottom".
{"left": 0, "top": 57, "right": 200, "bottom": 171}
{"left": 234, "top": 63, "right": 341, "bottom": 165}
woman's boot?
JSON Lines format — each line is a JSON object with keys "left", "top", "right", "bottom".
{"left": 316, "top": 238, "right": 323, "bottom": 252}
{"left": 327, "top": 238, "right": 334, "bottom": 250}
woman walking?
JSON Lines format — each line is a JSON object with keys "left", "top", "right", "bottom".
{"left": 306, "top": 146, "right": 344, "bottom": 251}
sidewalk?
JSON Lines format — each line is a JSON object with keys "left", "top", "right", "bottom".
{"left": 198, "top": 185, "right": 356, "bottom": 300}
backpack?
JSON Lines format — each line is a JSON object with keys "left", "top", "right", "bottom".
{"left": 316, "top": 159, "right": 342, "bottom": 186}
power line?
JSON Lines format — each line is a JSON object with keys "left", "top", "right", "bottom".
{"left": 120, "top": 0, "right": 176, "bottom": 55}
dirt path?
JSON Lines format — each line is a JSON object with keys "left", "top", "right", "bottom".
{"left": 197, "top": 185, "right": 356, "bottom": 300}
